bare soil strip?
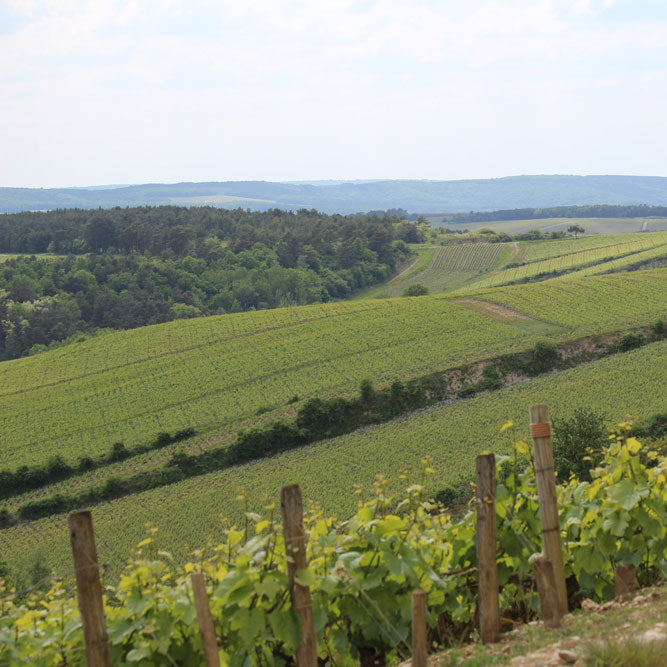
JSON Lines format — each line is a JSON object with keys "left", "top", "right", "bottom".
{"left": 455, "top": 298, "right": 533, "bottom": 322}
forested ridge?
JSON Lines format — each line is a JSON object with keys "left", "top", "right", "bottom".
{"left": 0, "top": 207, "right": 420, "bottom": 359}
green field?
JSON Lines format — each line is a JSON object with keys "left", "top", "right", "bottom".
{"left": 459, "top": 232, "right": 667, "bottom": 290}
{"left": 355, "top": 245, "right": 438, "bottom": 299}
{"left": 1, "top": 270, "right": 666, "bottom": 472}
{"left": 360, "top": 232, "right": 666, "bottom": 300}
{"left": 3, "top": 339, "right": 664, "bottom": 579}
{"left": 521, "top": 232, "right": 665, "bottom": 262}
{"left": 425, "top": 216, "right": 667, "bottom": 235}
{"left": 552, "top": 243, "right": 667, "bottom": 280}
{"left": 361, "top": 243, "right": 512, "bottom": 297}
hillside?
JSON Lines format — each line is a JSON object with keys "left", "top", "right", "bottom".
{"left": 2, "top": 339, "right": 665, "bottom": 580}
{"left": 3, "top": 175, "right": 667, "bottom": 214}
{"left": 1, "top": 270, "right": 665, "bottom": 473}
{"left": 360, "top": 232, "right": 667, "bottom": 297}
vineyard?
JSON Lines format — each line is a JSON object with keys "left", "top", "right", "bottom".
{"left": 2, "top": 340, "right": 665, "bottom": 581}
{"left": 1, "top": 270, "right": 666, "bottom": 472}
{"left": 428, "top": 243, "right": 505, "bottom": 271}
{"left": 466, "top": 269, "right": 667, "bottom": 330}
{"left": 551, "top": 243, "right": 667, "bottom": 280}
{"left": 2, "top": 414, "right": 665, "bottom": 665}
{"left": 359, "top": 243, "right": 509, "bottom": 298}
{"left": 461, "top": 232, "right": 667, "bottom": 290}
{"left": 430, "top": 216, "right": 667, "bottom": 235}
{"left": 0, "top": 298, "right": 538, "bottom": 470}
{"left": 521, "top": 231, "right": 661, "bottom": 262}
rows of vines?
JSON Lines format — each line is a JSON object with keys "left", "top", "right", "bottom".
{"left": 1, "top": 425, "right": 665, "bottom": 665}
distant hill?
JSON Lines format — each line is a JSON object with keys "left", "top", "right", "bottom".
{"left": 2, "top": 175, "right": 667, "bottom": 214}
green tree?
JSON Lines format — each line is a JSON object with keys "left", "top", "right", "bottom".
{"left": 402, "top": 283, "right": 429, "bottom": 296}
{"left": 553, "top": 408, "right": 607, "bottom": 481}
{"left": 567, "top": 224, "right": 585, "bottom": 237}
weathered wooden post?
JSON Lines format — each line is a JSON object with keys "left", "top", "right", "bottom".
{"left": 475, "top": 453, "right": 499, "bottom": 643}
{"left": 533, "top": 556, "right": 562, "bottom": 628}
{"left": 191, "top": 572, "right": 221, "bottom": 667}
{"left": 529, "top": 405, "right": 568, "bottom": 616}
{"left": 68, "top": 511, "right": 111, "bottom": 667}
{"left": 614, "top": 562, "right": 637, "bottom": 598}
{"left": 411, "top": 589, "right": 428, "bottom": 667}
{"left": 281, "top": 484, "right": 318, "bottom": 666}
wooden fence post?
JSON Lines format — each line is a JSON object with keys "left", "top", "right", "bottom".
{"left": 411, "top": 589, "right": 428, "bottom": 667}
{"left": 475, "top": 453, "right": 499, "bottom": 643}
{"left": 615, "top": 563, "right": 637, "bottom": 598}
{"left": 68, "top": 511, "right": 111, "bottom": 667}
{"left": 533, "top": 556, "right": 562, "bottom": 628}
{"left": 281, "top": 484, "right": 318, "bottom": 666}
{"left": 529, "top": 405, "right": 568, "bottom": 616}
{"left": 191, "top": 572, "right": 221, "bottom": 667}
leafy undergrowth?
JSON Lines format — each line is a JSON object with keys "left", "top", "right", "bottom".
{"left": 1, "top": 426, "right": 665, "bottom": 665}
{"left": 430, "top": 584, "right": 666, "bottom": 666}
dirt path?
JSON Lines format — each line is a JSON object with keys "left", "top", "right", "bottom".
{"left": 454, "top": 298, "right": 533, "bottom": 322}
{"left": 509, "top": 241, "right": 520, "bottom": 259}
{"left": 391, "top": 255, "right": 423, "bottom": 282}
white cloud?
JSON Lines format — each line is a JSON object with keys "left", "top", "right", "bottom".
{"left": 1, "top": 0, "right": 666, "bottom": 185}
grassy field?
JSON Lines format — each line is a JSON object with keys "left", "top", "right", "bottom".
{"left": 355, "top": 244, "right": 438, "bottom": 299}
{"left": 424, "top": 216, "right": 667, "bottom": 234}
{"left": 362, "top": 243, "right": 512, "bottom": 297}
{"left": 459, "top": 232, "right": 667, "bottom": 290}
{"left": 2, "top": 339, "right": 664, "bottom": 580}
{"left": 1, "top": 270, "right": 666, "bottom": 472}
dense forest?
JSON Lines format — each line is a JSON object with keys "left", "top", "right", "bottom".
{"left": 447, "top": 204, "right": 667, "bottom": 223}
{"left": 0, "top": 207, "right": 421, "bottom": 359}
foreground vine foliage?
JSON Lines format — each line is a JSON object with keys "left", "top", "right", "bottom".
{"left": 1, "top": 429, "right": 665, "bottom": 666}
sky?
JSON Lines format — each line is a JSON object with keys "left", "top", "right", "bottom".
{"left": 1, "top": 0, "right": 666, "bottom": 188}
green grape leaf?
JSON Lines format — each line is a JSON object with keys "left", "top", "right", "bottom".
{"left": 269, "top": 608, "right": 301, "bottom": 650}
{"left": 606, "top": 479, "right": 641, "bottom": 511}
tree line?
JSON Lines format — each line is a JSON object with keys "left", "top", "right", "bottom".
{"left": 447, "top": 204, "right": 667, "bottom": 224}
{"left": 0, "top": 207, "right": 421, "bottom": 359}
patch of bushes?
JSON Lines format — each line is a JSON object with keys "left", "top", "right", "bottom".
{"left": 499, "top": 340, "right": 562, "bottom": 377}
{"left": 616, "top": 331, "right": 644, "bottom": 352}
{"left": 402, "top": 283, "right": 429, "bottom": 296}
{"left": 631, "top": 413, "right": 667, "bottom": 441}
{"left": 553, "top": 408, "right": 608, "bottom": 482}
{"left": 0, "top": 427, "right": 197, "bottom": 500}
{"left": 458, "top": 366, "right": 503, "bottom": 398}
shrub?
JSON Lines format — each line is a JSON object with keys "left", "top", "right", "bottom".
{"left": 0, "top": 508, "right": 14, "bottom": 528}
{"left": 172, "top": 428, "right": 196, "bottom": 442}
{"left": 402, "top": 283, "right": 429, "bottom": 296}
{"left": 45, "top": 456, "right": 72, "bottom": 478}
{"left": 553, "top": 408, "right": 607, "bottom": 481}
{"left": 617, "top": 331, "right": 644, "bottom": 352}
{"left": 78, "top": 456, "right": 95, "bottom": 472}
{"left": 359, "top": 378, "right": 374, "bottom": 403}
{"left": 102, "top": 477, "right": 125, "bottom": 498}
{"left": 108, "top": 442, "right": 129, "bottom": 462}
{"left": 530, "top": 341, "right": 559, "bottom": 374}
{"left": 154, "top": 432, "right": 172, "bottom": 448}
{"left": 18, "top": 495, "right": 69, "bottom": 521}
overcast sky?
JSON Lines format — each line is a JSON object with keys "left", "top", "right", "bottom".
{"left": 1, "top": 0, "right": 666, "bottom": 187}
